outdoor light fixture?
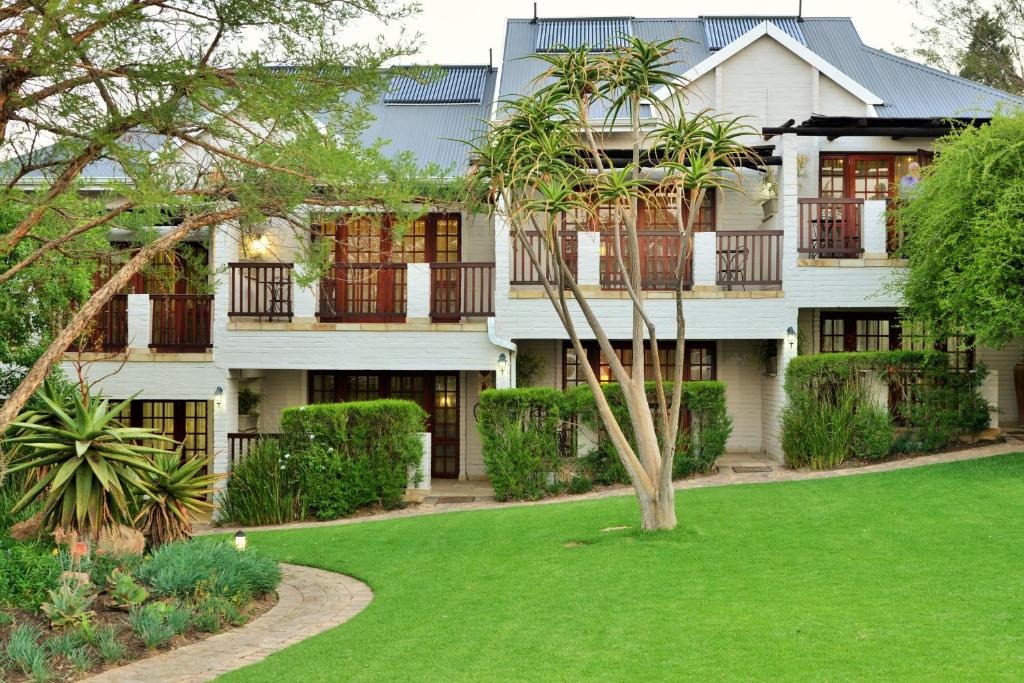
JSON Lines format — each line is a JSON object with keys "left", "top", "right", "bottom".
{"left": 497, "top": 352, "right": 508, "bottom": 375}
{"left": 214, "top": 386, "right": 225, "bottom": 409}
{"left": 786, "top": 326, "right": 797, "bottom": 349}
{"left": 234, "top": 530, "right": 247, "bottom": 552}
{"left": 247, "top": 233, "right": 270, "bottom": 257}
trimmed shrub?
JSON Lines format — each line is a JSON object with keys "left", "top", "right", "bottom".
{"left": 477, "top": 388, "right": 570, "bottom": 501}
{"left": 281, "top": 400, "right": 426, "bottom": 519}
{"left": 137, "top": 540, "right": 281, "bottom": 603}
{"left": 218, "top": 438, "right": 299, "bottom": 526}
{"left": 0, "top": 537, "right": 60, "bottom": 610}
{"left": 782, "top": 351, "right": 989, "bottom": 469}
{"left": 570, "top": 381, "right": 733, "bottom": 484}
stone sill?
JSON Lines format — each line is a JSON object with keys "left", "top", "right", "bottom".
{"left": 66, "top": 350, "right": 214, "bottom": 363}
{"left": 227, "top": 320, "right": 489, "bottom": 333}
{"left": 798, "top": 257, "right": 908, "bottom": 268}
{"left": 509, "top": 289, "right": 784, "bottom": 300}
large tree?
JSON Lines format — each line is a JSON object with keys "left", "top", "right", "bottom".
{"left": 0, "top": 0, "right": 443, "bottom": 480}
{"left": 470, "top": 39, "right": 752, "bottom": 531}
{"left": 894, "top": 111, "right": 1024, "bottom": 347}
{"left": 903, "top": 1, "right": 1024, "bottom": 93}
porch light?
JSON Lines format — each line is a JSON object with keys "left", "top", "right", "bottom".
{"left": 247, "top": 233, "right": 270, "bottom": 257}
{"left": 497, "top": 352, "right": 508, "bottom": 376}
{"left": 214, "top": 385, "right": 225, "bottom": 409}
{"left": 234, "top": 530, "right": 247, "bottom": 552}
{"left": 786, "top": 326, "right": 797, "bottom": 349}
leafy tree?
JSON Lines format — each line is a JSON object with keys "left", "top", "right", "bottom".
{"left": 893, "top": 111, "right": 1024, "bottom": 348}
{"left": 903, "top": 1, "right": 1024, "bottom": 94}
{"left": 0, "top": 0, "right": 447, "bottom": 477}
{"left": 470, "top": 39, "right": 752, "bottom": 530}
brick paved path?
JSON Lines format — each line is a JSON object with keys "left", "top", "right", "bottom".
{"left": 85, "top": 564, "right": 372, "bottom": 683}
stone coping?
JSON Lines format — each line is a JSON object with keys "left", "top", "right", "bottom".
{"left": 227, "top": 320, "right": 489, "bottom": 332}
{"left": 798, "top": 257, "right": 908, "bottom": 268}
{"left": 85, "top": 564, "right": 372, "bottom": 683}
{"left": 509, "top": 289, "right": 784, "bottom": 300}
{"left": 66, "top": 351, "right": 214, "bottom": 363}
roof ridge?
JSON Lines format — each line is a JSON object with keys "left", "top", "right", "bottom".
{"left": 861, "top": 45, "right": 1024, "bottom": 102}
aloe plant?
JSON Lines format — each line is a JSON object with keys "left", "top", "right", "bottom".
{"left": 135, "top": 450, "right": 222, "bottom": 546}
{"left": 5, "top": 391, "right": 170, "bottom": 534}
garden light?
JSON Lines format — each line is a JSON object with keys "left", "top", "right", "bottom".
{"left": 234, "top": 530, "right": 247, "bottom": 551}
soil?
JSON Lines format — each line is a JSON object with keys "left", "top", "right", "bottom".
{"left": 0, "top": 592, "right": 277, "bottom": 682}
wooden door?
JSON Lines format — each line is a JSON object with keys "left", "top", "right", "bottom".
{"left": 430, "top": 374, "right": 460, "bottom": 478}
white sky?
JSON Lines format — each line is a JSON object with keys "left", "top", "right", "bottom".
{"left": 338, "top": 0, "right": 931, "bottom": 67}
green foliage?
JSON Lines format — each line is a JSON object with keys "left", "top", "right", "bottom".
{"left": 570, "top": 382, "right": 733, "bottom": 484}
{"left": 106, "top": 568, "right": 149, "bottom": 610}
{"left": 95, "top": 626, "right": 124, "bottom": 663}
{"left": 129, "top": 603, "right": 175, "bottom": 649}
{"left": 281, "top": 400, "right": 426, "bottom": 519}
{"left": 137, "top": 541, "right": 281, "bottom": 603}
{"left": 895, "top": 111, "right": 1024, "bottom": 347}
{"left": 0, "top": 538, "right": 61, "bottom": 610}
{"left": 44, "top": 630, "right": 86, "bottom": 658}
{"left": 86, "top": 552, "right": 141, "bottom": 589}
{"left": 782, "top": 351, "right": 989, "bottom": 468}
{"left": 67, "top": 646, "right": 95, "bottom": 673}
{"left": 5, "top": 390, "right": 170, "bottom": 533}
{"left": 477, "top": 388, "right": 570, "bottom": 501}
{"left": 515, "top": 353, "right": 545, "bottom": 387}
{"left": 238, "top": 389, "right": 264, "bottom": 416}
{"left": 40, "top": 579, "right": 96, "bottom": 629}
{"left": 4, "top": 624, "right": 52, "bottom": 681}
{"left": 165, "top": 603, "right": 193, "bottom": 636}
{"left": 192, "top": 595, "right": 245, "bottom": 633}
{"left": 135, "top": 450, "right": 221, "bottom": 546}
{"left": 218, "top": 439, "right": 299, "bottom": 526}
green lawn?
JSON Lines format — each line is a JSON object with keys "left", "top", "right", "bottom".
{"left": 220, "top": 454, "right": 1024, "bottom": 681}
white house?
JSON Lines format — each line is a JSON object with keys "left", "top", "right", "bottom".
{"left": 62, "top": 15, "right": 1024, "bottom": 485}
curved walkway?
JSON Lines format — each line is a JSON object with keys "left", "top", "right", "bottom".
{"left": 86, "top": 564, "right": 372, "bottom": 683}
{"left": 205, "top": 438, "right": 1023, "bottom": 536}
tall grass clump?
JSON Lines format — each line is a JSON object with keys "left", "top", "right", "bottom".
{"left": 137, "top": 541, "right": 281, "bottom": 602}
{"left": 218, "top": 439, "right": 298, "bottom": 526}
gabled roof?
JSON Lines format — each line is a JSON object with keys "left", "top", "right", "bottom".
{"left": 498, "top": 16, "right": 1024, "bottom": 119}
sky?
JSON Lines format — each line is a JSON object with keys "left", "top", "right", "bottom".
{"left": 338, "top": 0, "right": 931, "bottom": 67}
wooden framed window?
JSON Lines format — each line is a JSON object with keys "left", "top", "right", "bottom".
{"left": 118, "top": 400, "right": 210, "bottom": 462}
{"left": 818, "top": 153, "right": 934, "bottom": 201}
{"left": 562, "top": 341, "right": 717, "bottom": 388}
{"left": 819, "top": 312, "right": 899, "bottom": 353}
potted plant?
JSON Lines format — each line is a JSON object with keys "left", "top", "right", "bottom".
{"left": 238, "top": 388, "right": 263, "bottom": 432}
{"left": 759, "top": 169, "right": 778, "bottom": 220}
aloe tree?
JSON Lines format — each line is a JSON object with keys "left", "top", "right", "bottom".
{"left": 136, "top": 450, "right": 221, "bottom": 546}
{"left": 5, "top": 390, "right": 172, "bottom": 536}
{"left": 470, "top": 38, "right": 753, "bottom": 530}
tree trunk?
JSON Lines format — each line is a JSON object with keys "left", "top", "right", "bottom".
{"left": 637, "top": 482, "right": 677, "bottom": 531}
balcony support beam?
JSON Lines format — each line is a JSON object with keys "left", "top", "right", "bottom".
{"left": 127, "top": 293, "right": 151, "bottom": 350}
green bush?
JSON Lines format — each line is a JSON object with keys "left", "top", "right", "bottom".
{"left": 570, "top": 381, "right": 732, "bottom": 484}
{"left": 477, "top": 388, "right": 569, "bottom": 501}
{"left": 0, "top": 537, "right": 60, "bottom": 610}
{"left": 193, "top": 595, "right": 245, "bottom": 632}
{"left": 782, "top": 351, "right": 989, "bottom": 469}
{"left": 281, "top": 400, "right": 426, "bottom": 519}
{"left": 218, "top": 438, "right": 299, "bottom": 526}
{"left": 129, "top": 603, "right": 175, "bottom": 649}
{"left": 136, "top": 540, "right": 282, "bottom": 603}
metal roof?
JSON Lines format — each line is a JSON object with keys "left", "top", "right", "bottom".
{"left": 703, "top": 16, "right": 806, "bottom": 50}
{"left": 499, "top": 16, "right": 1024, "bottom": 119}
{"left": 534, "top": 17, "right": 634, "bottom": 52}
{"left": 384, "top": 66, "right": 488, "bottom": 104}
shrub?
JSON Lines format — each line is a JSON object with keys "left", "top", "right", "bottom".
{"left": 40, "top": 579, "right": 96, "bottom": 629}
{"left": 68, "top": 646, "right": 95, "bottom": 673}
{"left": 570, "top": 381, "right": 732, "bottom": 484}
{"left": 0, "top": 538, "right": 60, "bottom": 609}
{"left": 129, "top": 603, "right": 175, "bottom": 649}
{"left": 5, "top": 625, "right": 51, "bottom": 681}
{"left": 107, "top": 568, "right": 149, "bottom": 610}
{"left": 281, "top": 400, "right": 426, "bottom": 519}
{"left": 95, "top": 626, "right": 124, "bottom": 663}
{"left": 165, "top": 603, "right": 193, "bottom": 635}
{"left": 782, "top": 351, "right": 989, "bottom": 468}
{"left": 135, "top": 450, "right": 221, "bottom": 546}
{"left": 44, "top": 631, "right": 86, "bottom": 658}
{"left": 218, "top": 439, "right": 299, "bottom": 526}
{"left": 192, "top": 595, "right": 244, "bottom": 632}
{"left": 137, "top": 540, "right": 281, "bottom": 602}
{"left": 477, "top": 388, "right": 569, "bottom": 501}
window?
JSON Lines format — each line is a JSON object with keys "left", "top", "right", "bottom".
{"left": 821, "top": 316, "right": 846, "bottom": 353}
{"left": 117, "top": 400, "right": 210, "bottom": 462}
{"left": 818, "top": 153, "right": 933, "bottom": 201}
{"left": 562, "top": 341, "right": 716, "bottom": 388}
{"left": 819, "top": 312, "right": 898, "bottom": 353}
{"left": 819, "top": 156, "right": 845, "bottom": 198}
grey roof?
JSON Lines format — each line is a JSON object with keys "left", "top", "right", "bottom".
{"left": 702, "top": 16, "right": 806, "bottom": 50}
{"left": 499, "top": 16, "right": 1024, "bottom": 119}
{"left": 384, "top": 66, "right": 488, "bottom": 104}
{"left": 535, "top": 17, "right": 633, "bottom": 52}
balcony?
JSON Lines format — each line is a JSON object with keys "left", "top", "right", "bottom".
{"left": 150, "top": 294, "right": 213, "bottom": 351}
{"left": 798, "top": 197, "right": 864, "bottom": 259}
{"left": 716, "top": 230, "right": 783, "bottom": 288}
{"left": 70, "top": 294, "right": 128, "bottom": 353}
{"left": 228, "top": 262, "right": 294, "bottom": 322}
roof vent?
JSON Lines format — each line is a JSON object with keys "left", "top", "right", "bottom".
{"left": 535, "top": 17, "right": 634, "bottom": 53}
{"left": 384, "top": 66, "right": 487, "bottom": 104}
{"left": 702, "top": 17, "right": 807, "bottom": 51}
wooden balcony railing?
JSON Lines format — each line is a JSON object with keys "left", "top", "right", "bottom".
{"left": 600, "top": 231, "right": 693, "bottom": 291}
{"left": 318, "top": 263, "right": 407, "bottom": 323}
{"left": 716, "top": 230, "right": 784, "bottom": 289}
{"left": 430, "top": 262, "right": 495, "bottom": 320}
{"left": 70, "top": 294, "right": 128, "bottom": 353}
{"left": 228, "top": 262, "right": 293, "bottom": 321}
{"left": 150, "top": 294, "right": 213, "bottom": 351}
{"left": 510, "top": 230, "right": 578, "bottom": 285}
{"left": 228, "top": 432, "right": 280, "bottom": 469}
{"left": 798, "top": 197, "right": 864, "bottom": 258}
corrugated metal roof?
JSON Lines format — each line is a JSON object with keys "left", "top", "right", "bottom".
{"left": 703, "top": 17, "right": 806, "bottom": 50}
{"left": 384, "top": 65, "right": 488, "bottom": 104}
{"left": 535, "top": 17, "right": 634, "bottom": 52}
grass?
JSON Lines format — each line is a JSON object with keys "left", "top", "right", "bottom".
{"left": 219, "top": 453, "right": 1024, "bottom": 681}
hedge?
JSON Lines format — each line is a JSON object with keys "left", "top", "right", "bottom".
{"left": 280, "top": 400, "right": 426, "bottom": 519}
{"left": 782, "top": 350, "right": 990, "bottom": 469}
{"left": 477, "top": 382, "right": 732, "bottom": 500}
